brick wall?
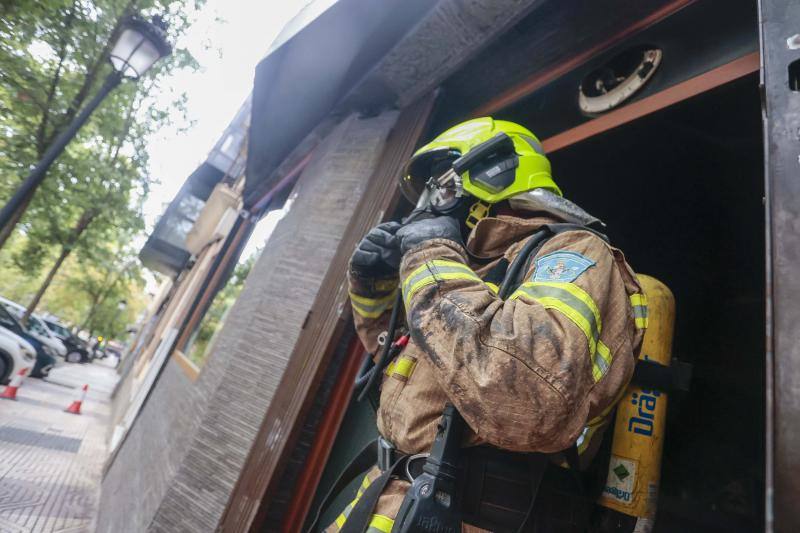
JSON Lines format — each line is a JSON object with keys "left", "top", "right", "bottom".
{"left": 97, "top": 111, "right": 399, "bottom": 533}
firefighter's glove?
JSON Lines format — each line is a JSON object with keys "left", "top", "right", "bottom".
{"left": 397, "top": 216, "right": 462, "bottom": 255}
{"left": 350, "top": 221, "right": 403, "bottom": 277}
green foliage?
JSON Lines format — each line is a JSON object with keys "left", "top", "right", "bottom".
{"left": 0, "top": 0, "right": 206, "bottom": 331}
{"left": 186, "top": 250, "right": 258, "bottom": 366}
{"left": 0, "top": 232, "right": 147, "bottom": 339}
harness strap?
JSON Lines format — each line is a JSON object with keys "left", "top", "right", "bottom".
{"left": 633, "top": 358, "right": 692, "bottom": 393}
{"left": 306, "top": 439, "right": 378, "bottom": 532}
{"left": 543, "top": 222, "right": 609, "bottom": 243}
{"left": 340, "top": 456, "right": 407, "bottom": 533}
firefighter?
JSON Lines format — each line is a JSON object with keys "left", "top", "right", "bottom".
{"left": 329, "top": 118, "right": 647, "bottom": 532}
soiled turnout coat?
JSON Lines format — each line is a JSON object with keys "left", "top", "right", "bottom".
{"left": 333, "top": 211, "right": 646, "bottom": 529}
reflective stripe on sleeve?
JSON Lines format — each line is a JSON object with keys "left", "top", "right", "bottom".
{"left": 350, "top": 289, "right": 397, "bottom": 319}
{"left": 510, "top": 281, "right": 612, "bottom": 381}
{"left": 593, "top": 341, "right": 612, "bottom": 382}
{"left": 630, "top": 293, "right": 648, "bottom": 329}
{"left": 402, "top": 259, "right": 482, "bottom": 304}
{"left": 511, "top": 282, "right": 601, "bottom": 352}
{"left": 367, "top": 515, "right": 394, "bottom": 533}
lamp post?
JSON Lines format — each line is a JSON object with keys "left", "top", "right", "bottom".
{"left": 0, "top": 15, "right": 172, "bottom": 249}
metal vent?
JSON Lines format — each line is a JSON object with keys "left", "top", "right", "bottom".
{"left": 579, "top": 46, "right": 662, "bottom": 115}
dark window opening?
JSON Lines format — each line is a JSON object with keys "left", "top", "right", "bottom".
{"left": 550, "top": 75, "right": 764, "bottom": 531}
{"left": 788, "top": 58, "right": 800, "bottom": 91}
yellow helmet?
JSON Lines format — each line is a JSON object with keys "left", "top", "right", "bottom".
{"left": 400, "top": 117, "right": 560, "bottom": 209}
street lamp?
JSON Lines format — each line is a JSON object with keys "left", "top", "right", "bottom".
{"left": 0, "top": 15, "right": 172, "bottom": 248}
{"left": 109, "top": 16, "right": 172, "bottom": 79}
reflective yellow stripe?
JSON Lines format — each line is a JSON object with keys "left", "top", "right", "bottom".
{"left": 358, "top": 472, "right": 371, "bottom": 496}
{"left": 630, "top": 293, "right": 648, "bottom": 329}
{"left": 335, "top": 473, "right": 372, "bottom": 526}
{"left": 576, "top": 381, "right": 622, "bottom": 454}
{"left": 511, "top": 281, "right": 612, "bottom": 381}
{"left": 485, "top": 282, "right": 499, "bottom": 294}
{"left": 576, "top": 414, "right": 612, "bottom": 454}
{"left": 511, "top": 283, "right": 600, "bottom": 355}
{"left": 402, "top": 260, "right": 481, "bottom": 303}
{"left": 629, "top": 293, "right": 647, "bottom": 307}
{"left": 350, "top": 290, "right": 397, "bottom": 318}
{"left": 592, "top": 341, "right": 612, "bottom": 381}
{"left": 532, "top": 281, "right": 602, "bottom": 333}
{"left": 335, "top": 503, "right": 352, "bottom": 527}
{"left": 385, "top": 354, "right": 417, "bottom": 380}
{"left": 367, "top": 514, "right": 394, "bottom": 533}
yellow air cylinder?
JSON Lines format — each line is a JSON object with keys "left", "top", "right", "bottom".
{"left": 598, "top": 274, "right": 675, "bottom": 524}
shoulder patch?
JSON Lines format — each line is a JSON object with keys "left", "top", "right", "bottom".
{"left": 532, "top": 251, "right": 595, "bottom": 283}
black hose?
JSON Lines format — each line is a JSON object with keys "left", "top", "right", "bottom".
{"left": 353, "top": 351, "right": 375, "bottom": 391}
{"left": 357, "top": 290, "right": 403, "bottom": 402}
{"left": 498, "top": 229, "right": 550, "bottom": 300}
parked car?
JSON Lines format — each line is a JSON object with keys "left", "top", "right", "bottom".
{"left": 0, "top": 297, "right": 67, "bottom": 357}
{"left": 0, "top": 321, "right": 36, "bottom": 384}
{"left": 0, "top": 305, "right": 54, "bottom": 378}
{"left": 41, "top": 317, "right": 91, "bottom": 363}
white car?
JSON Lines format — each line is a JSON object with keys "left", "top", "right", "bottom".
{"left": 0, "top": 297, "right": 67, "bottom": 357}
{"left": 0, "top": 324, "right": 36, "bottom": 384}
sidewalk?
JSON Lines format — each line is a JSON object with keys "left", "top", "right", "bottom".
{"left": 0, "top": 358, "right": 118, "bottom": 533}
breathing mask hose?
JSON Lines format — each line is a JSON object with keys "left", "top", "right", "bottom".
{"left": 356, "top": 290, "right": 403, "bottom": 402}
{"left": 353, "top": 350, "right": 375, "bottom": 391}
{"left": 498, "top": 228, "right": 551, "bottom": 299}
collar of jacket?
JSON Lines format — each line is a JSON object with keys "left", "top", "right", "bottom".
{"left": 466, "top": 214, "right": 562, "bottom": 260}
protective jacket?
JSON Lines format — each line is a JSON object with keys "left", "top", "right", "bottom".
{"left": 341, "top": 210, "right": 646, "bottom": 528}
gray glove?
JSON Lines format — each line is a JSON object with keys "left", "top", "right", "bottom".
{"left": 350, "top": 221, "right": 402, "bottom": 276}
{"left": 396, "top": 216, "right": 462, "bottom": 255}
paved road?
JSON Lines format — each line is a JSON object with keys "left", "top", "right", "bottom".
{"left": 0, "top": 358, "right": 118, "bottom": 533}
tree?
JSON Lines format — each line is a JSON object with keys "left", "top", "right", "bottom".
{"left": 0, "top": 233, "right": 148, "bottom": 341}
{"left": 0, "top": 0, "right": 204, "bottom": 320}
{"left": 67, "top": 245, "right": 143, "bottom": 335}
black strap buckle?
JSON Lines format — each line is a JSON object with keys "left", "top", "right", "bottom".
{"left": 633, "top": 358, "right": 693, "bottom": 392}
{"left": 377, "top": 436, "right": 396, "bottom": 472}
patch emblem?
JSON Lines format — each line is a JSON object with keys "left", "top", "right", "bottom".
{"left": 532, "top": 251, "right": 595, "bottom": 283}
{"left": 602, "top": 456, "right": 638, "bottom": 505}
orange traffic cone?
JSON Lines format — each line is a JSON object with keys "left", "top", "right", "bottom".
{"left": 1, "top": 367, "right": 28, "bottom": 400}
{"left": 65, "top": 384, "right": 88, "bottom": 414}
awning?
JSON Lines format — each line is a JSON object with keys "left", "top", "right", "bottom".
{"left": 243, "top": 0, "right": 437, "bottom": 208}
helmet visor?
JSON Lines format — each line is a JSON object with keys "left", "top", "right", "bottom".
{"left": 400, "top": 147, "right": 460, "bottom": 203}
